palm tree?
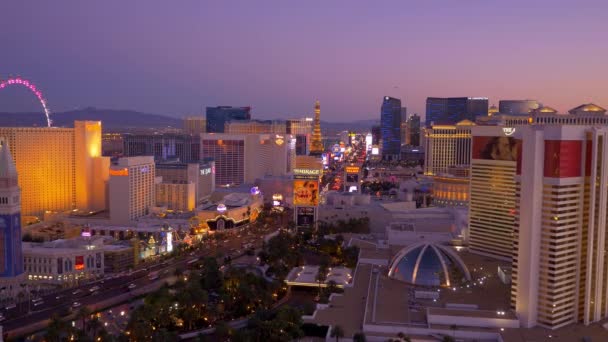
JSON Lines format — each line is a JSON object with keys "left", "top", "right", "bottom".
{"left": 45, "top": 314, "right": 68, "bottom": 342}
{"left": 87, "top": 317, "right": 104, "bottom": 338}
{"left": 450, "top": 324, "right": 458, "bottom": 340}
{"left": 316, "top": 265, "right": 328, "bottom": 299}
{"left": 396, "top": 332, "right": 411, "bottom": 342}
{"left": 76, "top": 306, "right": 92, "bottom": 332}
{"left": 330, "top": 325, "right": 345, "bottom": 342}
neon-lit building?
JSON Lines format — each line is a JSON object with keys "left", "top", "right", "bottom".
{"left": 423, "top": 120, "right": 475, "bottom": 176}
{"left": 512, "top": 124, "right": 608, "bottom": 329}
{"left": 0, "top": 121, "right": 109, "bottom": 217}
{"left": 109, "top": 157, "right": 156, "bottom": 224}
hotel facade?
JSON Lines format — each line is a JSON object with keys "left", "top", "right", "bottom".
{"left": 423, "top": 120, "right": 474, "bottom": 176}
{"left": 0, "top": 121, "right": 109, "bottom": 217}
{"left": 512, "top": 124, "right": 608, "bottom": 329}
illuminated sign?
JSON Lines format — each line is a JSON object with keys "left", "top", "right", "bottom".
{"left": 167, "top": 231, "right": 173, "bottom": 253}
{"left": 81, "top": 231, "right": 91, "bottom": 237}
{"left": 272, "top": 194, "right": 283, "bottom": 201}
{"left": 273, "top": 200, "right": 281, "bottom": 206}
{"left": 349, "top": 186, "right": 358, "bottom": 192}
{"left": 502, "top": 127, "right": 516, "bottom": 136}
{"left": 200, "top": 167, "right": 212, "bottom": 176}
{"left": 371, "top": 147, "right": 379, "bottom": 155}
{"left": 217, "top": 204, "right": 227, "bottom": 213}
{"left": 293, "top": 180, "right": 319, "bottom": 206}
{"left": 296, "top": 206, "right": 315, "bottom": 227}
{"left": 293, "top": 168, "right": 321, "bottom": 176}
{"left": 250, "top": 186, "right": 260, "bottom": 195}
{"left": 345, "top": 166, "right": 360, "bottom": 174}
{"left": 109, "top": 168, "right": 129, "bottom": 176}
{"left": 275, "top": 138, "right": 284, "bottom": 146}
{"left": 75, "top": 256, "right": 84, "bottom": 270}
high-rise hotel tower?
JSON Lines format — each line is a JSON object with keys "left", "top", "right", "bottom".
{"left": 513, "top": 124, "right": 608, "bottom": 329}
{"left": 0, "top": 121, "right": 109, "bottom": 217}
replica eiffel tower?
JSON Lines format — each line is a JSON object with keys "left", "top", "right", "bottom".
{"left": 309, "top": 100, "right": 324, "bottom": 156}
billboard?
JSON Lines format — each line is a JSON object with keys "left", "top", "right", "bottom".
{"left": 293, "top": 180, "right": 319, "bottom": 206}
{"left": 472, "top": 136, "right": 521, "bottom": 161}
{"left": 296, "top": 206, "right": 315, "bottom": 227}
{"left": 346, "top": 173, "right": 359, "bottom": 183}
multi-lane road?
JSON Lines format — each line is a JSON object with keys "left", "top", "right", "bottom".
{"left": 1, "top": 223, "right": 275, "bottom": 339}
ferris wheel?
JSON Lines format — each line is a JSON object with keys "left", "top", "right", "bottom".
{"left": 0, "top": 77, "right": 52, "bottom": 127}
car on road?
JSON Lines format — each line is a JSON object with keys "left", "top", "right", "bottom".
{"left": 72, "top": 289, "right": 82, "bottom": 295}
{"left": 72, "top": 302, "right": 81, "bottom": 308}
{"left": 89, "top": 285, "right": 100, "bottom": 292}
{"left": 0, "top": 315, "right": 5, "bottom": 322}
{"left": 128, "top": 283, "right": 136, "bottom": 290}
{"left": 5, "top": 303, "right": 16, "bottom": 310}
{"left": 33, "top": 301, "right": 44, "bottom": 307}
{"left": 32, "top": 297, "right": 43, "bottom": 303}
{"left": 55, "top": 295, "right": 62, "bottom": 300}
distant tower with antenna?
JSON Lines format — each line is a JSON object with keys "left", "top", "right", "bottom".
{"left": 309, "top": 100, "right": 324, "bottom": 156}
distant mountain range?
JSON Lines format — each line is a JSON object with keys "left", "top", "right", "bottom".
{"left": 0, "top": 108, "right": 379, "bottom": 134}
{"left": 0, "top": 107, "right": 182, "bottom": 131}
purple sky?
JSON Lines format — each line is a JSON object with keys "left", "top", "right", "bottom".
{"left": 1, "top": 1, "right": 607, "bottom": 122}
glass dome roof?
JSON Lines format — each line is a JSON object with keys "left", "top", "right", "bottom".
{"left": 388, "top": 243, "right": 471, "bottom": 287}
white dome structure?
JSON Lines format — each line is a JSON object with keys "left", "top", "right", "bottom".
{"left": 388, "top": 242, "right": 471, "bottom": 287}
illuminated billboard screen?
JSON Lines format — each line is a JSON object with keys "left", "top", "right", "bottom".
{"left": 293, "top": 180, "right": 319, "bottom": 206}
{"left": 296, "top": 206, "right": 315, "bottom": 227}
{"left": 371, "top": 147, "right": 379, "bottom": 155}
{"left": 75, "top": 256, "right": 84, "bottom": 270}
{"left": 472, "top": 136, "right": 521, "bottom": 161}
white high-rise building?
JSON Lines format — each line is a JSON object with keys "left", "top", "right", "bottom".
{"left": 513, "top": 124, "right": 608, "bottom": 329}
{"left": 109, "top": 156, "right": 156, "bottom": 224}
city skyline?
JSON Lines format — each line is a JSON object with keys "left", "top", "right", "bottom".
{"left": 2, "top": 1, "right": 608, "bottom": 121}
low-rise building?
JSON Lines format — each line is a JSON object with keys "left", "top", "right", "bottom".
{"left": 196, "top": 191, "right": 263, "bottom": 232}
